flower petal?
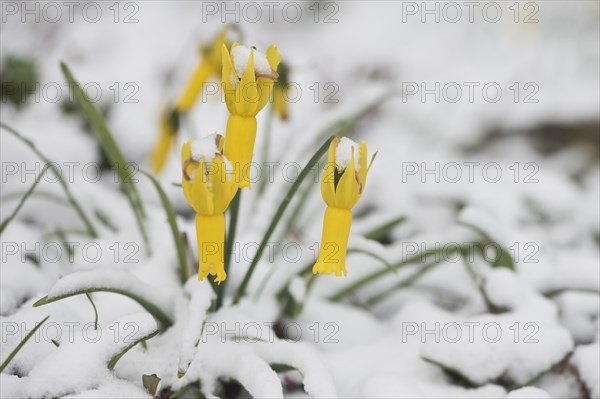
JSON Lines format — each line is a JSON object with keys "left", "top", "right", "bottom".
{"left": 335, "top": 147, "right": 360, "bottom": 209}
{"left": 221, "top": 44, "right": 238, "bottom": 114}
{"left": 321, "top": 137, "right": 339, "bottom": 207}
{"left": 191, "top": 159, "right": 214, "bottom": 215}
{"left": 358, "top": 141, "right": 368, "bottom": 193}
{"left": 266, "top": 45, "right": 282, "bottom": 71}
{"left": 209, "top": 155, "right": 237, "bottom": 214}
{"left": 237, "top": 49, "right": 258, "bottom": 116}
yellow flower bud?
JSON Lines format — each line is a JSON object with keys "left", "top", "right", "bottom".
{"left": 222, "top": 43, "right": 281, "bottom": 188}
{"left": 313, "top": 137, "right": 377, "bottom": 276}
{"left": 181, "top": 135, "right": 238, "bottom": 283}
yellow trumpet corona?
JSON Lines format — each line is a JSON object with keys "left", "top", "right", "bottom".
{"left": 221, "top": 42, "right": 281, "bottom": 188}
{"left": 313, "top": 137, "right": 376, "bottom": 276}
{"left": 182, "top": 135, "right": 238, "bottom": 283}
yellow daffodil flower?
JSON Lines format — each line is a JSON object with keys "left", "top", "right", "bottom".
{"left": 272, "top": 61, "right": 290, "bottom": 120}
{"left": 150, "top": 107, "right": 179, "bottom": 174}
{"left": 313, "top": 137, "right": 376, "bottom": 276}
{"left": 176, "top": 31, "right": 229, "bottom": 112}
{"left": 222, "top": 42, "right": 281, "bottom": 188}
{"left": 182, "top": 135, "right": 238, "bottom": 283}
{"left": 151, "top": 29, "right": 233, "bottom": 175}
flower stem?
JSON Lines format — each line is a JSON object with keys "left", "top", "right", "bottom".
{"left": 233, "top": 137, "right": 333, "bottom": 304}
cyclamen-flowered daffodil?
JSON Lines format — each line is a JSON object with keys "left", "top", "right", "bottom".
{"left": 181, "top": 134, "right": 238, "bottom": 283}
{"left": 151, "top": 107, "right": 179, "bottom": 174}
{"left": 151, "top": 29, "right": 232, "bottom": 174}
{"left": 222, "top": 43, "right": 281, "bottom": 188}
{"left": 313, "top": 137, "right": 376, "bottom": 276}
{"left": 176, "top": 30, "right": 231, "bottom": 112}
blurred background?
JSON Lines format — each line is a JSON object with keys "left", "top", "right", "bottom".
{"left": 1, "top": 1, "right": 599, "bottom": 398}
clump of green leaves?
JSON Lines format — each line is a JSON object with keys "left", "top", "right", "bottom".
{"left": 0, "top": 56, "right": 39, "bottom": 109}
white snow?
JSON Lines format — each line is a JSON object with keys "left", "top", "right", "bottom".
{"left": 413, "top": 296, "right": 574, "bottom": 386}
{"left": 1, "top": 2, "right": 598, "bottom": 397}
{"left": 335, "top": 137, "right": 361, "bottom": 173}
{"left": 42, "top": 270, "right": 174, "bottom": 322}
{"left": 14, "top": 313, "right": 157, "bottom": 398}
{"left": 177, "top": 278, "right": 214, "bottom": 375}
{"left": 483, "top": 268, "right": 527, "bottom": 310}
{"left": 505, "top": 387, "right": 551, "bottom": 398}
{"left": 190, "top": 133, "right": 221, "bottom": 163}
{"left": 231, "top": 45, "right": 273, "bottom": 79}
{"left": 249, "top": 340, "right": 337, "bottom": 397}
{"left": 191, "top": 343, "right": 284, "bottom": 398}
{"left": 571, "top": 343, "right": 600, "bottom": 399}
{"left": 288, "top": 277, "right": 307, "bottom": 303}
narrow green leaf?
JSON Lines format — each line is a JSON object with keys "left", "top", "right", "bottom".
{"left": 34, "top": 289, "right": 173, "bottom": 328}
{"left": 329, "top": 247, "right": 459, "bottom": 302}
{"left": 347, "top": 248, "right": 395, "bottom": 274}
{"left": 459, "top": 222, "right": 515, "bottom": 270}
{"left": 108, "top": 330, "right": 159, "bottom": 370}
{"left": 60, "top": 62, "right": 149, "bottom": 253}
{"left": 85, "top": 293, "right": 99, "bottom": 330}
{"left": 362, "top": 216, "right": 406, "bottom": 241}
{"left": 461, "top": 250, "right": 509, "bottom": 314}
{"left": 269, "top": 363, "right": 296, "bottom": 373}
{"left": 421, "top": 356, "right": 479, "bottom": 388}
{"left": 365, "top": 260, "right": 445, "bottom": 306}
{"left": 233, "top": 137, "right": 333, "bottom": 304}
{"left": 94, "top": 209, "right": 118, "bottom": 233}
{"left": 0, "top": 122, "right": 98, "bottom": 237}
{"left": 140, "top": 171, "right": 187, "bottom": 285}
{"left": 1, "top": 190, "right": 69, "bottom": 207}
{"left": 0, "top": 315, "right": 49, "bottom": 373}
{"left": 0, "top": 163, "right": 50, "bottom": 235}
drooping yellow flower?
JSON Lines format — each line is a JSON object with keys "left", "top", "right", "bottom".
{"left": 176, "top": 30, "right": 229, "bottom": 112}
{"left": 313, "top": 137, "right": 376, "bottom": 276}
{"left": 272, "top": 61, "right": 290, "bottom": 120}
{"left": 151, "top": 29, "right": 233, "bottom": 175}
{"left": 182, "top": 135, "right": 238, "bottom": 283}
{"left": 222, "top": 42, "right": 281, "bottom": 188}
{"left": 150, "top": 107, "right": 179, "bottom": 174}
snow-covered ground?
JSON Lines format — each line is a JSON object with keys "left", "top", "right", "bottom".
{"left": 1, "top": 1, "right": 599, "bottom": 398}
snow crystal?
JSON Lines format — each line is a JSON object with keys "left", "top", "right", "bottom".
{"left": 231, "top": 45, "right": 273, "bottom": 79}
{"left": 335, "top": 137, "right": 361, "bottom": 173}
